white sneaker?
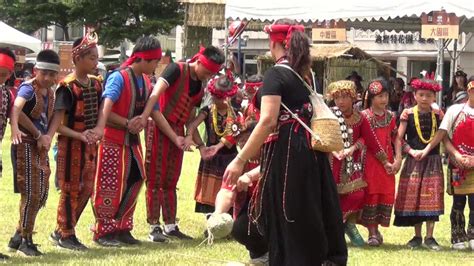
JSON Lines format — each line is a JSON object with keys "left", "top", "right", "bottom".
{"left": 469, "top": 240, "right": 474, "bottom": 251}
{"left": 249, "top": 252, "right": 269, "bottom": 265}
{"left": 452, "top": 242, "right": 467, "bottom": 250}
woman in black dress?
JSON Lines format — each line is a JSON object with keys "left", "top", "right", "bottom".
{"left": 224, "top": 19, "right": 347, "bottom": 265}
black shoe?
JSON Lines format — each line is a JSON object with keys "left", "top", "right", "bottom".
{"left": 164, "top": 226, "right": 193, "bottom": 240}
{"left": 58, "top": 235, "right": 87, "bottom": 251}
{"left": 7, "top": 231, "right": 22, "bottom": 251}
{"left": 49, "top": 230, "right": 60, "bottom": 245}
{"left": 149, "top": 227, "right": 169, "bottom": 243}
{"left": 0, "top": 253, "right": 9, "bottom": 260}
{"left": 94, "top": 234, "right": 121, "bottom": 247}
{"left": 424, "top": 237, "right": 442, "bottom": 251}
{"left": 407, "top": 236, "right": 423, "bottom": 249}
{"left": 116, "top": 231, "right": 140, "bottom": 245}
{"left": 70, "top": 235, "right": 88, "bottom": 250}
{"left": 17, "top": 238, "right": 42, "bottom": 257}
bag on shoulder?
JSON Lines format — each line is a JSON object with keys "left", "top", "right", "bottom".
{"left": 274, "top": 64, "right": 343, "bottom": 152}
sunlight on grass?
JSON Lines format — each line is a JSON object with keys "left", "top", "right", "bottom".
{"left": 0, "top": 127, "right": 473, "bottom": 265}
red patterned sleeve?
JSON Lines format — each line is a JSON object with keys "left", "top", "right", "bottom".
{"left": 360, "top": 112, "right": 389, "bottom": 164}
{"left": 390, "top": 113, "right": 397, "bottom": 144}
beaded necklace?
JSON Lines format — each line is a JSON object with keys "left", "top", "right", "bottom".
{"left": 413, "top": 105, "right": 436, "bottom": 144}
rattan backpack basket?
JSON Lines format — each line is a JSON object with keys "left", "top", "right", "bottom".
{"left": 275, "top": 64, "right": 344, "bottom": 152}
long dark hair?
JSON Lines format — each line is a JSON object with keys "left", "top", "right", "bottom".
{"left": 274, "top": 19, "right": 311, "bottom": 77}
{"left": 363, "top": 78, "right": 390, "bottom": 109}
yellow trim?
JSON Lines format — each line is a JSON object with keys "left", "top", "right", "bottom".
{"left": 413, "top": 106, "right": 436, "bottom": 144}
{"left": 211, "top": 104, "right": 233, "bottom": 137}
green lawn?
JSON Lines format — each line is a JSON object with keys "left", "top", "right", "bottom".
{"left": 1, "top": 127, "right": 474, "bottom": 265}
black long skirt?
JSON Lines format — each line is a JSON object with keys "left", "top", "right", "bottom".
{"left": 252, "top": 123, "right": 347, "bottom": 265}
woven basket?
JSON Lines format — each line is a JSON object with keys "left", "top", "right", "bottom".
{"left": 311, "top": 118, "right": 344, "bottom": 152}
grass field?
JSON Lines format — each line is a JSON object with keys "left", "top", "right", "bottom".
{"left": 1, "top": 127, "right": 474, "bottom": 265}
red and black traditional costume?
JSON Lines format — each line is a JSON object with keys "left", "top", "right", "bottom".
{"left": 193, "top": 74, "right": 241, "bottom": 213}
{"left": 12, "top": 79, "right": 54, "bottom": 238}
{"left": 0, "top": 51, "right": 15, "bottom": 177}
{"left": 92, "top": 67, "right": 151, "bottom": 240}
{"left": 248, "top": 22, "right": 347, "bottom": 266}
{"left": 359, "top": 107, "right": 397, "bottom": 228}
{"left": 54, "top": 73, "right": 102, "bottom": 238}
{"left": 0, "top": 84, "right": 14, "bottom": 178}
{"left": 440, "top": 81, "right": 474, "bottom": 244}
{"left": 145, "top": 50, "right": 221, "bottom": 226}
{"left": 394, "top": 80, "right": 445, "bottom": 227}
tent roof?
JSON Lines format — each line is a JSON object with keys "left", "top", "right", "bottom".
{"left": 0, "top": 21, "right": 41, "bottom": 53}
{"left": 257, "top": 43, "right": 374, "bottom": 61}
{"left": 310, "top": 43, "right": 372, "bottom": 60}
{"left": 225, "top": 0, "right": 474, "bottom": 32}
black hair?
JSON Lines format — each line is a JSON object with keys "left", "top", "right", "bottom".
{"left": 215, "top": 75, "right": 233, "bottom": 92}
{"left": 73, "top": 37, "right": 83, "bottom": 49}
{"left": 37, "top": 49, "right": 60, "bottom": 65}
{"left": 246, "top": 74, "right": 263, "bottom": 83}
{"left": 274, "top": 18, "right": 311, "bottom": 77}
{"left": 132, "top": 35, "right": 161, "bottom": 63}
{"left": 394, "top": 77, "right": 405, "bottom": 89}
{"left": 0, "top": 47, "right": 16, "bottom": 62}
{"left": 72, "top": 37, "right": 95, "bottom": 64}
{"left": 363, "top": 78, "right": 390, "bottom": 109}
{"left": 202, "top": 46, "right": 225, "bottom": 65}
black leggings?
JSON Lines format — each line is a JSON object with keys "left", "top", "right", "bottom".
{"left": 452, "top": 194, "right": 474, "bottom": 226}
{"left": 231, "top": 200, "right": 268, "bottom": 259}
{"left": 450, "top": 194, "right": 474, "bottom": 243}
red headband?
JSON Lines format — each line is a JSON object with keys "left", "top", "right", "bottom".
{"left": 121, "top": 48, "right": 162, "bottom": 67}
{"left": 208, "top": 73, "right": 238, "bottom": 99}
{"left": 244, "top": 81, "right": 263, "bottom": 94}
{"left": 190, "top": 47, "right": 222, "bottom": 73}
{"left": 410, "top": 79, "right": 441, "bottom": 92}
{"left": 264, "top": 24, "right": 305, "bottom": 49}
{"left": 0, "top": 54, "right": 15, "bottom": 72}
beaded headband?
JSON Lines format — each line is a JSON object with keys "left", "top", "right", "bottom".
{"left": 72, "top": 32, "right": 98, "bottom": 57}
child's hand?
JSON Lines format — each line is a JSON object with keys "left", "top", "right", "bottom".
{"left": 384, "top": 162, "right": 394, "bottom": 175}
{"left": 342, "top": 147, "right": 356, "bottom": 159}
{"left": 206, "top": 145, "right": 221, "bottom": 159}
{"left": 408, "top": 149, "right": 418, "bottom": 158}
{"left": 332, "top": 151, "right": 343, "bottom": 161}
{"left": 37, "top": 134, "right": 52, "bottom": 151}
{"left": 236, "top": 173, "right": 253, "bottom": 192}
{"left": 174, "top": 136, "right": 185, "bottom": 149}
{"left": 416, "top": 148, "right": 429, "bottom": 161}
{"left": 11, "top": 126, "right": 26, "bottom": 145}
{"left": 183, "top": 135, "right": 195, "bottom": 151}
{"left": 392, "top": 159, "right": 402, "bottom": 174}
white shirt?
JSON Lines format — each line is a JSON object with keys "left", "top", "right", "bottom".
{"left": 440, "top": 103, "right": 474, "bottom": 137}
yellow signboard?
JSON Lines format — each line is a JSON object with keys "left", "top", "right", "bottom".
{"left": 312, "top": 20, "right": 346, "bottom": 42}
{"left": 421, "top": 10, "right": 459, "bottom": 39}
{"left": 312, "top": 28, "right": 347, "bottom": 42}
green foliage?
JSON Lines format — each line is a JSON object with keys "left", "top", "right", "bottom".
{"left": 75, "top": 0, "right": 183, "bottom": 47}
{"left": 0, "top": 0, "right": 183, "bottom": 45}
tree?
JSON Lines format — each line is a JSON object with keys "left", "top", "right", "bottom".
{"left": 73, "top": 0, "right": 183, "bottom": 47}
{"left": 0, "top": 0, "right": 79, "bottom": 40}
{"left": 1, "top": 0, "right": 184, "bottom": 46}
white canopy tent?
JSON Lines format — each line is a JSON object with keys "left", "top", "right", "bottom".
{"left": 225, "top": 0, "right": 474, "bottom": 25}
{"left": 0, "top": 21, "right": 41, "bottom": 53}
{"left": 225, "top": 0, "right": 474, "bottom": 103}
